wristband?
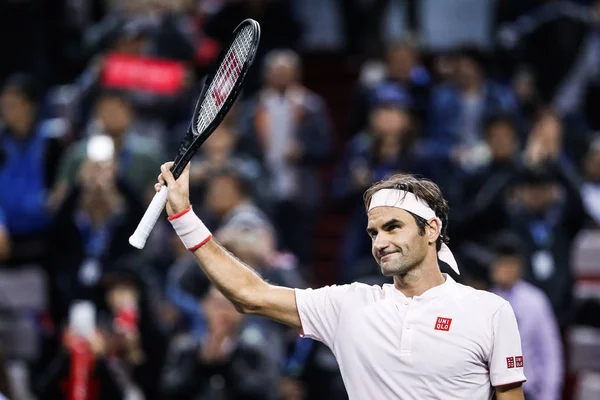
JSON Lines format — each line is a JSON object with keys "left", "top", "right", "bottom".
{"left": 168, "top": 206, "right": 212, "bottom": 251}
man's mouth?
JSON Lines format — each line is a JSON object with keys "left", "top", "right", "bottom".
{"left": 380, "top": 252, "right": 398, "bottom": 262}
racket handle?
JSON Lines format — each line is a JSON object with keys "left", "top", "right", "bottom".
{"left": 129, "top": 186, "right": 169, "bottom": 249}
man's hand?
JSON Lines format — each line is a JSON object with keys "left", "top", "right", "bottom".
{"left": 156, "top": 162, "right": 191, "bottom": 217}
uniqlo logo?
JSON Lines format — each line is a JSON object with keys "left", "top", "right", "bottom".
{"left": 515, "top": 356, "right": 524, "bottom": 368}
{"left": 506, "top": 357, "right": 515, "bottom": 368}
{"left": 434, "top": 317, "right": 452, "bottom": 331}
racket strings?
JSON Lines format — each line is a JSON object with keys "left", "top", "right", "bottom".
{"left": 196, "top": 25, "right": 255, "bottom": 134}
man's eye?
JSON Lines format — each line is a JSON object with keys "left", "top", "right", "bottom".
{"left": 387, "top": 225, "right": 399, "bottom": 231}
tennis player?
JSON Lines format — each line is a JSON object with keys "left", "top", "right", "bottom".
{"left": 157, "top": 162, "right": 526, "bottom": 399}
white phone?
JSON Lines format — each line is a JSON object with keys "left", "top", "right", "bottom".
{"left": 68, "top": 301, "right": 96, "bottom": 340}
{"left": 86, "top": 134, "right": 115, "bottom": 162}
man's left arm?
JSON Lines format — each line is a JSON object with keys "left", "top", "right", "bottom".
{"left": 489, "top": 302, "right": 527, "bottom": 393}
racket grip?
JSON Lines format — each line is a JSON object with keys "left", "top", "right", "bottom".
{"left": 129, "top": 186, "right": 169, "bottom": 249}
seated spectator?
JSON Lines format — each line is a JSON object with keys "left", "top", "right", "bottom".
{"left": 581, "top": 135, "right": 600, "bottom": 226}
{"left": 488, "top": 232, "right": 564, "bottom": 400}
{"left": 51, "top": 90, "right": 162, "bottom": 207}
{"left": 239, "top": 49, "right": 333, "bottom": 266}
{"left": 0, "top": 73, "right": 65, "bottom": 265}
{"left": 160, "top": 285, "right": 283, "bottom": 400}
{"left": 424, "top": 45, "right": 518, "bottom": 169}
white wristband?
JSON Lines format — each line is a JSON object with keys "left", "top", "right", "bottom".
{"left": 168, "top": 206, "right": 212, "bottom": 251}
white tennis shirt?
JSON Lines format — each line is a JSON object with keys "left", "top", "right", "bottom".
{"left": 295, "top": 274, "right": 526, "bottom": 399}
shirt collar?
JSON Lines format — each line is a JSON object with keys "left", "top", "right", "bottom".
{"left": 387, "top": 274, "right": 456, "bottom": 301}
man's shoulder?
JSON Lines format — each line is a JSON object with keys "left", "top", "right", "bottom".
{"left": 453, "top": 282, "right": 510, "bottom": 314}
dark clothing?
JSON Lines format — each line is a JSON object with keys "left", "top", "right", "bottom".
{"left": 33, "top": 349, "right": 125, "bottom": 400}
{"left": 160, "top": 321, "right": 283, "bottom": 400}
{"left": 46, "top": 180, "right": 144, "bottom": 322}
{"left": 454, "top": 158, "right": 587, "bottom": 325}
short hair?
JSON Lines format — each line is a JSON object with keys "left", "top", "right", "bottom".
{"left": 483, "top": 113, "right": 517, "bottom": 135}
{"left": 2, "top": 72, "right": 40, "bottom": 104}
{"left": 491, "top": 231, "right": 524, "bottom": 260}
{"left": 363, "top": 174, "right": 450, "bottom": 251}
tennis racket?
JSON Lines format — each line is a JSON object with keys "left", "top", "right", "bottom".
{"left": 129, "top": 18, "right": 261, "bottom": 249}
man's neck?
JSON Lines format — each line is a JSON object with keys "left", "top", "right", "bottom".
{"left": 393, "top": 263, "right": 446, "bottom": 298}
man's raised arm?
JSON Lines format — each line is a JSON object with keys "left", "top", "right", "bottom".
{"left": 157, "top": 162, "right": 301, "bottom": 329}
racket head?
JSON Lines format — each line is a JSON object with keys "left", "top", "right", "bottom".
{"left": 171, "top": 19, "right": 261, "bottom": 179}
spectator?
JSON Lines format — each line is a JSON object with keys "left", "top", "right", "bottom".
{"left": 581, "top": 135, "right": 600, "bottom": 226}
{"left": 99, "top": 255, "right": 167, "bottom": 400}
{"left": 489, "top": 232, "right": 564, "bottom": 400}
{"left": 240, "top": 49, "right": 333, "bottom": 266}
{"left": 425, "top": 45, "right": 518, "bottom": 171}
{"left": 201, "top": 164, "right": 275, "bottom": 235}
{"left": 451, "top": 113, "right": 521, "bottom": 247}
{"left": 280, "top": 337, "right": 347, "bottom": 400}
{"left": 349, "top": 38, "right": 431, "bottom": 137}
{"left": 33, "top": 318, "right": 126, "bottom": 400}
{"left": 51, "top": 90, "right": 162, "bottom": 207}
{"left": 160, "top": 285, "right": 283, "bottom": 400}
{"left": 0, "top": 72, "right": 65, "bottom": 266}
{"left": 47, "top": 150, "right": 145, "bottom": 322}
{"left": 186, "top": 122, "right": 271, "bottom": 213}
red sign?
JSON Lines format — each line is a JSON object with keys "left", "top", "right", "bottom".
{"left": 506, "top": 357, "right": 515, "bottom": 368}
{"left": 101, "top": 53, "right": 186, "bottom": 95}
{"left": 434, "top": 316, "right": 452, "bottom": 331}
{"left": 515, "top": 356, "right": 524, "bottom": 368}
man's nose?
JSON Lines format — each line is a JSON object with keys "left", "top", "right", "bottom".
{"left": 373, "top": 234, "right": 390, "bottom": 251}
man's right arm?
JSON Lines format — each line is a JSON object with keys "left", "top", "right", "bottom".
{"left": 190, "top": 238, "right": 301, "bottom": 329}
{"left": 157, "top": 161, "right": 301, "bottom": 330}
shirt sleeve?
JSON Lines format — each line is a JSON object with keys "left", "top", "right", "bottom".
{"left": 489, "top": 302, "right": 527, "bottom": 387}
{"left": 294, "top": 284, "right": 352, "bottom": 347}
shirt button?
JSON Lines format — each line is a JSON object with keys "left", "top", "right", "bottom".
{"left": 404, "top": 300, "right": 409, "bottom": 305}
{"left": 406, "top": 325, "right": 411, "bottom": 330}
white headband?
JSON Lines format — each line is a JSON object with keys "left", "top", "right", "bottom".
{"left": 368, "top": 189, "right": 460, "bottom": 275}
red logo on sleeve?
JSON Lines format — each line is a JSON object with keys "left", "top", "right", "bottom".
{"left": 434, "top": 317, "right": 452, "bottom": 331}
{"left": 515, "top": 356, "right": 524, "bottom": 368}
{"left": 506, "top": 357, "right": 515, "bottom": 368}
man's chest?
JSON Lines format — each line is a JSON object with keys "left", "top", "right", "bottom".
{"left": 335, "top": 299, "right": 490, "bottom": 377}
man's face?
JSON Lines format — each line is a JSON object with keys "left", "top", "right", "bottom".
{"left": 0, "top": 88, "right": 34, "bottom": 137}
{"left": 518, "top": 183, "right": 559, "bottom": 214}
{"left": 203, "top": 287, "right": 243, "bottom": 333}
{"left": 96, "top": 97, "right": 133, "bottom": 137}
{"left": 456, "top": 57, "right": 482, "bottom": 88}
{"left": 206, "top": 175, "right": 243, "bottom": 217}
{"left": 386, "top": 46, "right": 415, "bottom": 81}
{"left": 491, "top": 255, "right": 521, "bottom": 289}
{"left": 265, "top": 58, "right": 296, "bottom": 91}
{"left": 367, "top": 207, "right": 431, "bottom": 276}
{"left": 487, "top": 122, "right": 517, "bottom": 161}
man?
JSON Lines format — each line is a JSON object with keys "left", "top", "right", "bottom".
{"left": 489, "top": 232, "right": 564, "bottom": 400}
{"left": 155, "top": 162, "right": 527, "bottom": 399}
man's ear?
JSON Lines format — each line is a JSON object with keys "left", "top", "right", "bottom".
{"left": 427, "top": 218, "right": 441, "bottom": 245}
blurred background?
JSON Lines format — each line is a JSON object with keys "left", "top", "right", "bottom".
{"left": 1, "top": 0, "right": 600, "bottom": 399}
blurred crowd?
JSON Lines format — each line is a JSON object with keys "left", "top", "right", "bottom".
{"left": 1, "top": 0, "right": 600, "bottom": 399}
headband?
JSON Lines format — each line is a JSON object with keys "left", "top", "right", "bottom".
{"left": 368, "top": 189, "right": 459, "bottom": 275}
